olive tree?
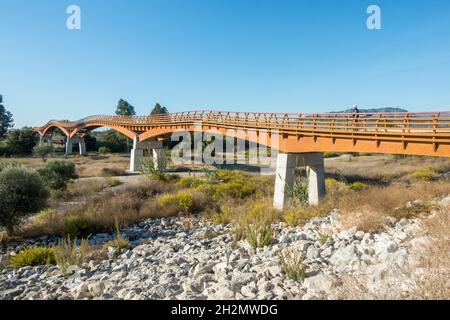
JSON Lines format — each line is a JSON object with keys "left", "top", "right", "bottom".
{"left": 0, "top": 167, "right": 49, "bottom": 233}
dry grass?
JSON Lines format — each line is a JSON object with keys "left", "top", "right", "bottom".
{"left": 337, "top": 181, "right": 449, "bottom": 232}
{"left": 49, "top": 178, "right": 122, "bottom": 203}
{"left": 2, "top": 152, "right": 130, "bottom": 178}
{"left": 325, "top": 154, "right": 450, "bottom": 184}
{"left": 19, "top": 180, "right": 213, "bottom": 239}
{"left": 337, "top": 207, "right": 450, "bottom": 300}
{"left": 100, "top": 167, "right": 127, "bottom": 177}
{"left": 409, "top": 207, "right": 450, "bottom": 299}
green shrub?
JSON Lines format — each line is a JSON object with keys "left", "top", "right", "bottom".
{"left": 141, "top": 157, "right": 168, "bottom": 181}
{"left": 213, "top": 182, "right": 256, "bottom": 199}
{"left": 412, "top": 167, "right": 436, "bottom": 181}
{"left": 98, "top": 146, "right": 112, "bottom": 154}
{"left": 0, "top": 160, "right": 20, "bottom": 173}
{"left": 159, "top": 192, "right": 193, "bottom": 210}
{"left": 33, "top": 143, "right": 54, "bottom": 161}
{"left": 105, "top": 177, "right": 122, "bottom": 187}
{"left": 288, "top": 179, "right": 309, "bottom": 207}
{"left": 54, "top": 237, "right": 89, "bottom": 275}
{"left": 211, "top": 208, "right": 234, "bottom": 225}
{"left": 0, "top": 144, "right": 13, "bottom": 156}
{"left": 63, "top": 215, "right": 97, "bottom": 238}
{"left": 245, "top": 224, "right": 274, "bottom": 248}
{"left": 350, "top": 181, "right": 369, "bottom": 191}
{"left": 37, "top": 159, "right": 78, "bottom": 190}
{"left": 233, "top": 204, "right": 278, "bottom": 246}
{"left": 318, "top": 227, "right": 331, "bottom": 246}
{"left": 325, "top": 178, "right": 349, "bottom": 200}
{"left": 9, "top": 247, "right": 56, "bottom": 268}
{"left": 5, "top": 127, "right": 37, "bottom": 155}
{"left": 283, "top": 207, "right": 324, "bottom": 227}
{"left": 34, "top": 208, "right": 58, "bottom": 225}
{"left": 278, "top": 250, "right": 306, "bottom": 281}
{"left": 0, "top": 167, "right": 49, "bottom": 233}
{"left": 192, "top": 170, "right": 261, "bottom": 200}
{"left": 102, "top": 224, "right": 129, "bottom": 256}
{"left": 177, "top": 177, "right": 204, "bottom": 188}
{"left": 283, "top": 210, "right": 302, "bottom": 226}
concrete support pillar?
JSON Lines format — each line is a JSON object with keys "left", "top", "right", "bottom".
{"left": 129, "top": 136, "right": 144, "bottom": 172}
{"left": 79, "top": 139, "right": 87, "bottom": 156}
{"left": 304, "top": 153, "right": 326, "bottom": 206}
{"left": 65, "top": 139, "right": 73, "bottom": 156}
{"left": 39, "top": 135, "right": 44, "bottom": 146}
{"left": 152, "top": 147, "right": 166, "bottom": 170}
{"left": 273, "top": 152, "right": 326, "bottom": 210}
{"left": 273, "top": 153, "right": 298, "bottom": 210}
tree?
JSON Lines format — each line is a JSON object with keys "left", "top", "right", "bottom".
{"left": 0, "top": 95, "right": 14, "bottom": 139}
{"left": 115, "top": 99, "right": 136, "bottom": 116}
{"left": 0, "top": 167, "right": 49, "bottom": 233}
{"left": 84, "top": 133, "right": 98, "bottom": 151}
{"left": 33, "top": 143, "right": 54, "bottom": 162}
{"left": 115, "top": 99, "right": 135, "bottom": 152}
{"left": 37, "top": 160, "right": 78, "bottom": 190}
{"left": 6, "top": 127, "right": 37, "bottom": 154}
{"left": 150, "top": 103, "right": 168, "bottom": 115}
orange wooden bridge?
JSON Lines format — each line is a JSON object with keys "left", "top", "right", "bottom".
{"left": 34, "top": 110, "right": 450, "bottom": 209}
{"left": 35, "top": 111, "right": 450, "bottom": 157}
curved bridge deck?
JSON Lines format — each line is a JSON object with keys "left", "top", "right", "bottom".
{"left": 35, "top": 111, "right": 450, "bottom": 157}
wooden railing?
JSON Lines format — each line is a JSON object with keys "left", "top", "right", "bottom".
{"left": 36, "top": 111, "right": 450, "bottom": 137}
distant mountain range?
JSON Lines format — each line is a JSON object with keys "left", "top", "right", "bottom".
{"left": 333, "top": 107, "right": 408, "bottom": 113}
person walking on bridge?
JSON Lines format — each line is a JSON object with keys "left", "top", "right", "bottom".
{"left": 352, "top": 104, "right": 360, "bottom": 130}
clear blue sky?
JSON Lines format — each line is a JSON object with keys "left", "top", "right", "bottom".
{"left": 1, "top": 0, "right": 450, "bottom": 128}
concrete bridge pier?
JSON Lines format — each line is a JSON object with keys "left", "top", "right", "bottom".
{"left": 78, "top": 138, "right": 87, "bottom": 156}
{"left": 65, "top": 139, "right": 73, "bottom": 156}
{"left": 129, "top": 136, "right": 144, "bottom": 172}
{"left": 65, "top": 137, "right": 87, "bottom": 156}
{"left": 151, "top": 142, "right": 166, "bottom": 171}
{"left": 39, "top": 134, "right": 53, "bottom": 146}
{"left": 273, "top": 152, "right": 326, "bottom": 210}
{"left": 129, "top": 138, "right": 166, "bottom": 172}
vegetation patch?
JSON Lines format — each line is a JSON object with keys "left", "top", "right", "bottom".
{"left": 159, "top": 192, "right": 194, "bottom": 211}
{"left": 33, "top": 144, "right": 54, "bottom": 162}
{"left": 37, "top": 159, "right": 78, "bottom": 190}
{"left": 63, "top": 215, "right": 99, "bottom": 239}
{"left": 278, "top": 250, "right": 306, "bottom": 281}
{"left": 101, "top": 167, "right": 126, "bottom": 177}
{"left": 54, "top": 237, "right": 89, "bottom": 276}
{"left": 350, "top": 181, "right": 369, "bottom": 191}
{"left": 9, "top": 247, "right": 56, "bottom": 268}
{"left": 0, "top": 166, "right": 49, "bottom": 233}
{"left": 412, "top": 167, "right": 437, "bottom": 181}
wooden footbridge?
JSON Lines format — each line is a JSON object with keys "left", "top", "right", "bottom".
{"left": 34, "top": 110, "right": 450, "bottom": 209}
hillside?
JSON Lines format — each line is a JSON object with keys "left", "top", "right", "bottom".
{"left": 333, "top": 107, "right": 408, "bottom": 113}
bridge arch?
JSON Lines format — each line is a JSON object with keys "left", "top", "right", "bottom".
{"left": 138, "top": 126, "right": 279, "bottom": 151}
{"left": 41, "top": 124, "right": 71, "bottom": 138}
{"left": 70, "top": 123, "right": 137, "bottom": 140}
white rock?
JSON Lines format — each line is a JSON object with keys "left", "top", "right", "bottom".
{"left": 267, "top": 265, "right": 282, "bottom": 278}
{"left": 329, "top": 245, "right": 357, "bottom": 268}
{"left": 306, "top": 247, "right": 320, "bottom": 260}
{"left": 87, "top": 282, "right": 105, "bottom": 297}
{"left": 302, "top": 273, "right": 334, "bottom": 293}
